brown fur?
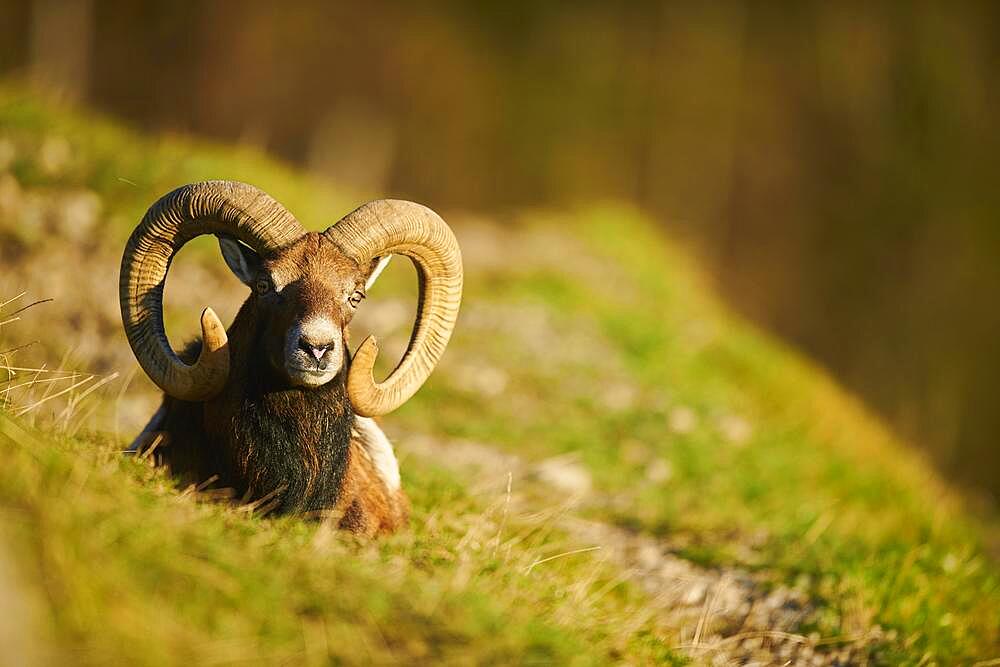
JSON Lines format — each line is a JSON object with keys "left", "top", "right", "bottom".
{"left": 133, "top": 232, "right": 407, "bottom": 534}
{"left": 334, "top": 439, "right": 410, "bottom": 537}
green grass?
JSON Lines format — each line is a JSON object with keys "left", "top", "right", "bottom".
{"left": 1, "top": 86, "right": 998, "bottom": 664}
{"left": 0, "top": 416, "right": 675, "bottom": 665}
{"left": 0, "top": 91, "right": 357, "bottom": 238}
{"left": 396, "top": 207, "right": 1000, "bottom": 662}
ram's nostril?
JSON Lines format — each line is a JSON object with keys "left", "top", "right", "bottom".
{"left": 298, "top": 336, "right": 330, "bottom": 362}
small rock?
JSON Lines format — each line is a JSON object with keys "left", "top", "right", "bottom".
{"left": 532, "top": 455, "right": 592, "bottom": 496}
{"left": 476, "top": 366, "right": 509, "bottom": 397}
{"left": 39, "top": 136, "right": 71, "bottom": 175}
{"left": 449, "top": 362, "right": 508, "bottom": 397}
{"left": 601, "top": 381, "right": 637, "bottom": 411}
{"left": 646, "top": 458, "right": 672, "bottom": 483}
{"left": 682, "top": 581, "right": 707, "bottom": 605}
{"left": 941, "top": 552, "right": 959, "bottom": 573}
{"left": 636, "top": 542, "right": 662, "bottom": 570}
{"left": 669, "top": 406, "right": 697, "bottom": 434}
{"left": 718, "top": 414, "right": 752, "bottom": 444}
{"left": 53, "top": 190, "right": 102, "bottom": 241}
{"left": 355, "top": 298, "right": 411, "bottom": 331}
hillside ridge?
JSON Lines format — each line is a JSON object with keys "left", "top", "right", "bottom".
{"left": 0, "top": 88, "right": 997, "bottom": 664}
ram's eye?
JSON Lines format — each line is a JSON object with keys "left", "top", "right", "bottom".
{"left": 348, "top": 290, "right": 365, "bottom": 308}
{"left": 255, "top": 278, "right": 271, "bottom": 295}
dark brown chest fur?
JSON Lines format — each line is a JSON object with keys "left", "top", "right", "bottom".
{"left": 174, "top": 304, "right": 358, "bottom": 514}
{"left": 211, "top": 375, "right": 355, "bottom": 514}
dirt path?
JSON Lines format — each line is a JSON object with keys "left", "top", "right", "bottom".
{"left": 404, "top": 433, "right": 880, "bottom": 666}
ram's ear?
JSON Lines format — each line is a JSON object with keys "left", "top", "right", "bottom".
{"left": 218, "top": 235, "right": 262, "bottom": 287}
{"left": 365, "top": 255, "right": 392, "bottom": 290}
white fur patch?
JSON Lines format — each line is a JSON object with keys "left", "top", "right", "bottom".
{"left": 299, "top": 316, "right": 339, "bottom": 346}
{"left": 352, "top": 416, "right": 401, "bottom": 491}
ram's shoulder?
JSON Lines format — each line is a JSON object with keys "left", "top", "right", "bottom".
{"left": 350, "top": 416, "right": 401, "bottom": 493}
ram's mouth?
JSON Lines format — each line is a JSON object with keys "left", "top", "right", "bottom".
{"left": 287, "top": 364, "right": 329, "bottom": 375}
{"left": 285, "top": 364, "right": 338, "bottom": 387}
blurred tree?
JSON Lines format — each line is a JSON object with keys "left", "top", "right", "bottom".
{"left": 28, "top": 0, "right": 93, "bottom": 101}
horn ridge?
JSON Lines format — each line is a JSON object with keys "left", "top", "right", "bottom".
{"left": 324, "top": 199, "right": 463, "bottom": 416}
{"left": 119, "top": 180, "right": 306, "bottom": 400}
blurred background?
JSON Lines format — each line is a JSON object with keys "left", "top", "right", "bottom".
{"left": 0, "top": 1, "right": 996, "bottom": 502}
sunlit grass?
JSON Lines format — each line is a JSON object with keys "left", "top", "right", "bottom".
{"left": 0, "top": 413, "right": 677, "bottom": 665}
{"left": 394, "top": 205, "right": 1000, "bottom": 661}
{"left": 0, "top": 85, "right": 997, "bottom": 663}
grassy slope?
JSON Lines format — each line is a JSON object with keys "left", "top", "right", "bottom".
{"left": 0, "top": 88, "right": 997, "bottom": 664}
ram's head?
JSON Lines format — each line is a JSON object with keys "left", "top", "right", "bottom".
{"left": 119, "top": 180, "right": 463, "bottom": 416}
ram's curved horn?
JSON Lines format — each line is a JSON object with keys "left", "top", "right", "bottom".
{"left": 324, "top": 200, "right": 462, "bottom": 416}
{"left": 120, "top": 180, "right": 306, "bottom": 401}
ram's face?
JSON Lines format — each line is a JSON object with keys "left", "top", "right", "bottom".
{"left": 220, "top": 232, "right": 378, "bottom": 388}
{"left": 120, "top": 181, "right": 461, "bottom": 413}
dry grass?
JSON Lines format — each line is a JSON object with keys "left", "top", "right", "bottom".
{"left": 0, "top": 293, "right": 119, "bottom": 430}
{"left": 0, "top": 413, "right": 679, "bottom": 665}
